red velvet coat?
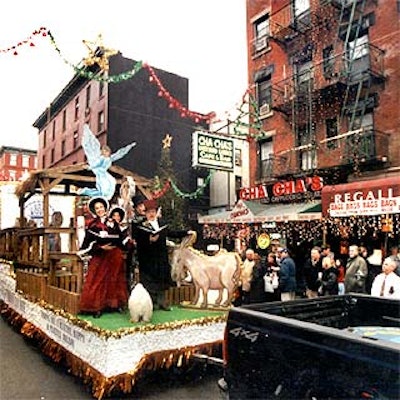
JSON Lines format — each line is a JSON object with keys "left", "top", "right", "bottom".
{"left": 79, "top": 216, "right": 128, "bottom": 313}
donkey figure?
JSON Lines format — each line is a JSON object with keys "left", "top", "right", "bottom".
{"left": 171, "top": 233, "right": 241, "bottom": 308}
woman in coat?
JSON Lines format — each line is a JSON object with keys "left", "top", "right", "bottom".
{"left": 318, "top": 256, "right": 339, "bottom": 296}
{"left": 78, "top": 197, "right": 129, "bottom": 317}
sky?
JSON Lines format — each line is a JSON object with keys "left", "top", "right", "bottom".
{"left": 0, "top": 0, "right": 248, "bottom": 150}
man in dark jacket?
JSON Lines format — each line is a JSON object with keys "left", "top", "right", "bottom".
{"left": 134, "top": 199, "right": 192, "bottom": 310}
{"left": 303, "top": 246, "right": 323, "bottom": 298}
{"left": 278, "top": 248, "right": 297, "bottom": 301}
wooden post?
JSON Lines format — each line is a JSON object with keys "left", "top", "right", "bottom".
{"left": 42, "top": 179, "right": 50, "bottom": 266}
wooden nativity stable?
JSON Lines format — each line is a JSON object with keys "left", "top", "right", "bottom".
{"left": 0, "top": 162, "right": 153, "bottom": 314}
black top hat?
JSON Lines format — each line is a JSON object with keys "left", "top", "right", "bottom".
{"left": 109, "top": 206, "right": 125, "bottom": 221}
{"left": 132, "top": 194, "right": 146, "bottom": 207}
{"left": 88, "top": 197, "right": 110, "bottom": 215}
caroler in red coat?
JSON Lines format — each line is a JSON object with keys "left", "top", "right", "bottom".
{"left": 78, "top": 197, "right": 128, "bottom": 318}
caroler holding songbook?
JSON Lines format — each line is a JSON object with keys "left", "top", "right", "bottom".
{"left": 133, "top": 199, "right": 194, "bottom": 311}
{"left": 78, "top": 197, "right": 129, "bottom": 318}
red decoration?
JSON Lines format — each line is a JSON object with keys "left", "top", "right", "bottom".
{"left": 143, "top": 63, "right": 214, "bottom": 123}
{"left": 1, "top": 26, "right": 49, "bottom": 54}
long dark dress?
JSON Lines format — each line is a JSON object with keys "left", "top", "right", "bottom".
{"left": 79, "top": 217, "right": 128, "bottom": 313}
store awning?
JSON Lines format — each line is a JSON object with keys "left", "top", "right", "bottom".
{"left": 198, "top": 200, "right": 321, "bottom": 224}
{"left": 257, "top": 201, "right": 322, "bottom": 222}
{"left": 322, "top": 176, "right": 400, "bottom": 217}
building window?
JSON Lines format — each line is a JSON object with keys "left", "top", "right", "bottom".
{"left": 86, "top": 85, "right": 91, "bottom": 109}
{"left": 52, "top": 120, "right": 56, "bottom": 141}
{"left": 22, "top": 155, "right": 30, "bottom": 168}
{"left": 293, "top": 0, "right": 310, "bottom": 25}
{"left": 98, "top": 111, "right": 105, "bottom": 132}
{"left": 256, "top": 77, "right": 272, "bottom": 111}
{"left": 235, "top": 175, "right": 242, "bottom": 199}
{"left": 297, "top": 125, "right": 316, "bottom": 171}
{"left": 326, "top": 118, "right": 338, "bottom": 149}
{"left": 43, "top": 130, "right": 47, "bottom": 147}
{"left": 62, "top": 109, "right": 66, "bottom": 131}
{"left": 42, "top": 155, "right": 46, "bottom": 168}
{"left": 295, "top": 57, "right": 313, "bottom": 92}
{"left": 9, "top": 154, "right": 17, "bottom": 166}
{"left": 61, "top": 139, "right": 66, "bottom": 157}
{"left": 347, "top": 34, "right": 369, "bottom": 78}
{"left": 73, "top": 131, "right": 79, "bottom": 148}
{"left": 9, "top": 170, "right": 16, "bottom": 181}
{"left": 74, "top": 97, "right": 79, "bottom": 120}
{"left": 253, "top": 15, "right": 269, "bottom": 52}
{"left": 323, "top": 45, "right": 334, "bottom": 78}
{"left": 99, "top": 81, "right": 105, "bottom": 98}
{"left": 259, "top": 139, "right": 273, "bottom": 179}
{"left": 51, "top": 148, "right": 55, "bottom": 164}
{"left": 235, "top": 148, "right": 242, "bottom": 167}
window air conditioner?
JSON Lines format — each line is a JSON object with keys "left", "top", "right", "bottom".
{"left": 259, "top": 103, "right": 271, "bottom": 115}
{"left": 255, "top": 36, "right": 268, "bottom": 52}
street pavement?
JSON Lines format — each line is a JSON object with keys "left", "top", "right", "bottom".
{"left": 0, "top": 317, "right": 224, "bottom": 400}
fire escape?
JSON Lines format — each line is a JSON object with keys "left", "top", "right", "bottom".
{"left": 267, "top": 0, "right": 387, "bottom": 179}
{"left": 331, "top": 0, "right": 387, "bottom": 169}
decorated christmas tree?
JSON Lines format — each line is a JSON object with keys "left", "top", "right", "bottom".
{"left": 153, "top": 134, "right": 187, "bottom": 229}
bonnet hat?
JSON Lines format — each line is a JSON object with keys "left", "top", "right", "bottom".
{"left": 109, "top": 206, "right": 125, "bottom": 221}
{"left": 88, "top": 196, "right": 110, "bottom": 216}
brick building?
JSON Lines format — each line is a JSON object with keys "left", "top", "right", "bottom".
{"left": 246, "top": 0, "right": 399, "bottom": 253}
{"left": 33, "top": 52, "right": 210, "bottom": 220}
{"left": 0, "top": 146, "right": 37, "bottom": 182}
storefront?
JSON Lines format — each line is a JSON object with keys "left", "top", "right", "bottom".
{"left": 198, "top": 175, "right": 324, "bottom": 259}
{"left": 321, "top": 176, "right": 400, "bottom": 258}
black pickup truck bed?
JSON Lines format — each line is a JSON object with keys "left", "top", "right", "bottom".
{"left": 223, "top": 295, "right": 400, "bottom": 399}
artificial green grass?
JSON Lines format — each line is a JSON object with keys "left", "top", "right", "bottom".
{"left": 78, "top": 306, "right": 227, "bottom": 331}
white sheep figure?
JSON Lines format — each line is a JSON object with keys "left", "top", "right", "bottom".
{"left": 128, "top": 283, "right": 153, "bottom": 323}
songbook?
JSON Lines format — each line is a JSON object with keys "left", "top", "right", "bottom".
{"left": 87, "top": 230, "right": 122, "bottom": 246}
{"left": 137, "top": 224, "right": 168, "bottom": 236}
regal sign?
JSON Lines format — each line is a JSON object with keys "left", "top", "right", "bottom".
{"left": 322, "top": 177, "right": 400, "bottom": 217}
{"left": 239, "top": 176, "right": 323, "bottom": 203}
{"left": 192, "top": 131, "right": 234, "bottom": 171}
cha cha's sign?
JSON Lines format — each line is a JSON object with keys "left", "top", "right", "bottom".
{"left": 192, "top": 131, "right": 234, "bottom": 171}
{"left": 240, "top": 176, "right": 323, "bottom": 203}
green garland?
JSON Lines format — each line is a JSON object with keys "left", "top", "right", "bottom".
{"left": 48, "top": 31, "right": 143, "bottom": 83}
{"left": 170, "top": 170, "right": 214, "bottom": 199}
{"left": 233, "top": 92, "right": 266, "bottom": 140}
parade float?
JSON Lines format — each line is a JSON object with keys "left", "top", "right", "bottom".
{"left": 0, "top": 160, "right": 229, "bottom": 399}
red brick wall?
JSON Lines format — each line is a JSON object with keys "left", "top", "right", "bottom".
{"left": 246, "top": 0, "right": 400, "bottom": 185}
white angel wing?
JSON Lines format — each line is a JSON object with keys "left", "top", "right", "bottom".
{"left": 82, "top": 124, "right": 101, "bottom": 167}
{"left": 110, "top": 142, "right": 136, "bottom": 162}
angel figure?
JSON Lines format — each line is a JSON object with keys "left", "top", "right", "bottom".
{"left": 78, "top": 124, "right": 136, "bottom": 200}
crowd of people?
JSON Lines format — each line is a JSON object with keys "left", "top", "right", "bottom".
{"left": 235, "top": 242, "right": 400, "bottom": 305}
